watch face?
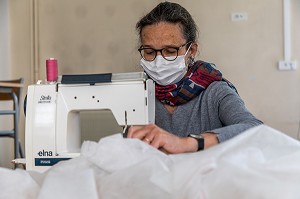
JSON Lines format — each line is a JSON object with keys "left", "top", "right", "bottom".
{"left": 189, "top": 134, "right": 203, "bottom": 139}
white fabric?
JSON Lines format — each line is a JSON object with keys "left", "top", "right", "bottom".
{"left": 1, "top": 125, "right": 300, "bottom": 199}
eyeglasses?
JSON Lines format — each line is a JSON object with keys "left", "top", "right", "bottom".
{"left": 138, "top": 42, "right": 192, "bottom": 61}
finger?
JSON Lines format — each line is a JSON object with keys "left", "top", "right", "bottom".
{"left": 150, "top": 134, "right": 166, "bottom": 150}
{"left": 129, "top": 125, "right": 155, "bottom": 140}
{"left": 142, "top": 124, "right": 158, "bottom": 143}
{"left": 143, "top": 133, "right": 155, "bottom": 143}
{"left": 127, "top": 125, "right": 144, "bottom": 138}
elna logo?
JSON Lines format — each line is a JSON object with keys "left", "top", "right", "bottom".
{"left": 38, "top": 95, "right": 51, "bottom": 104}
{"left": 37, "top": 150, "right": 53, "bottom": 157}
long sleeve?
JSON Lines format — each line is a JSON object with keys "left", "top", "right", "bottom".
{"left": 207, "top": 82, "right": 263, "bottom": 142}
{"left": 155, "top": 81, "right": 263, "bottom": 142}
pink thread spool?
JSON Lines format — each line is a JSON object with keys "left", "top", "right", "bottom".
{"left": 46, "top": 58, "right": 58, "bottom": 82}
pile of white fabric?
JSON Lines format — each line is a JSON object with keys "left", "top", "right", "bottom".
{"left": 1, "top": 125, "right": 300, "bottom": 199}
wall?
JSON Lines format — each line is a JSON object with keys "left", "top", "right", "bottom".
{"left": 0, "top": 0, "right": 32, "bottom": 168}
{"left": 35, "top": 0, "right": 160, "bottom": 79}
{"left": 3, "top": 0, "right": 300, "bottom": 167}
{"left": 34, "top": 0, "right": 300, "bottom": 138}
{"left": 193, "top": 0, "right": 300, "bottom": 138}
{"left": 0, "top": 0, "right": 13, "bottom": 168}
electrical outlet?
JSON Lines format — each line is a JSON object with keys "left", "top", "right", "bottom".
{"left": 278, "top": 61, "right": 297, "bottom": 71}
{"left": 231, "top": 12, "right": 248, "bottom": 21}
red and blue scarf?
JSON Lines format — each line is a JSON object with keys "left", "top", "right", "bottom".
{"left": 155, "top": 60, "right": 235, "bottom": 106}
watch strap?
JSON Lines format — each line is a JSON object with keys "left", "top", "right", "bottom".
{"left": 188, "top": 134, "right": 204, "bottom": 151}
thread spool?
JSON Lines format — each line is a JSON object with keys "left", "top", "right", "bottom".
{"left": 46, "top": 58, "right": 58, "bottom": 82}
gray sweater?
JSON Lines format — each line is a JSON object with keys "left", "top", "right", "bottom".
{"left": 155, "top": 81, "right": 263, "bottom": 142}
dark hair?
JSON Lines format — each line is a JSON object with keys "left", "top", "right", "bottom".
{"left": 136, "top": 2, "right": 198, "bottom": 43}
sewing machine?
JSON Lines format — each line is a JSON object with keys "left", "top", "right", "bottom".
{"left": 25, "top": 72, "right": 155, "bottom": 172}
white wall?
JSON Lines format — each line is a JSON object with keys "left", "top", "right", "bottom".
{"left": 0, "top": 0, "right": 10, "bottom": 77}
{"left": 0, "top": 0, "right": 13, "bottom": 168}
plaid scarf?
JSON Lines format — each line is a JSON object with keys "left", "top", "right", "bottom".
{"left": 155, "top": 60, "right": 228, "bottom": 106}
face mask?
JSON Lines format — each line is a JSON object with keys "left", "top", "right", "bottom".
{"left": 140, "top": 46, "right": 191, "bottom": 86}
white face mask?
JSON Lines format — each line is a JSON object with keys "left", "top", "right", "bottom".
{"left": 140, "top": 46, "right": 191, "bottom": 86}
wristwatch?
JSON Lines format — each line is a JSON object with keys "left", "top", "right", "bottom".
{"left": 188, "top": 134, "right": 204, "bottom": 151}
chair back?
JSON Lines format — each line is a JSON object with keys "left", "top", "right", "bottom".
{"left": 0, "top": 78, "right": 24, "bottom": 103}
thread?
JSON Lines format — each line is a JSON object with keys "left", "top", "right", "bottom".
{"left": 46, "top": 58, "right": 58, "bottom": 82}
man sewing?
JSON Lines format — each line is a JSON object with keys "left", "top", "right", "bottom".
{"left": 127, "top": 1, "right": 262, "bottom": 154}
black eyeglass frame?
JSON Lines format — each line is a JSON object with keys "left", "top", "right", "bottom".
{"left": 138, "top": 42, "right": 192, "bottom": 62}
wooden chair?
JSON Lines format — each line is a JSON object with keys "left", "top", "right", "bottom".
{"left": 0, "top": 78, "right": 24, "bottom": 162}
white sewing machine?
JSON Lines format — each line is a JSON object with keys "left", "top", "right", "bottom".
{"left": 25, "top": 72, "right": 155, "bottom": 172}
